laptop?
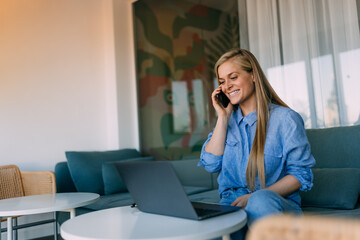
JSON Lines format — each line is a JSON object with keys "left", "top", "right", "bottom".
{"left": 114, "top": 161, "right": 240, "bottom": 220}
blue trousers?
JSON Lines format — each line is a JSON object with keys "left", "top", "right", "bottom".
{"left": 220, "top": 189, "right": 302, "bottom": 240}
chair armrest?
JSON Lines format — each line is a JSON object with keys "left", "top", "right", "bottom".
{"left": 21, "top": 171, "right": 56, "bottom": 195}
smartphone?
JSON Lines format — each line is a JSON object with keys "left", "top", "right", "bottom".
{"left": 216, "top": 91, "right": 230, "bottom": 108}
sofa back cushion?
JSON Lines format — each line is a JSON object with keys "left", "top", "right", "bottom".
{"left": 300, "top": 168, "right": 360, "bottom": 209}
{"left": 66, "top": 149, "right": 141, "bottom": 195}
{"left": 306, "top": 124, "right": 360, "bottom": 168}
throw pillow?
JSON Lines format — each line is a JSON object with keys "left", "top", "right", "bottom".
{"left": 102, "top": 156, "right": 155, "bottom": 195}
{"left": 66, "top": 149, "right": 141, "bottom": 195}
{"left": 300, "top": 168, "right": 360, "bottom": 209}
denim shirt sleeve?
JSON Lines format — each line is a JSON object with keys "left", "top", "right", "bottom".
{"left": 282, "top": 110, "right": 316, "bottom": 192}
{"left": 198, "top": 131, "right": 223, "bottom": 173}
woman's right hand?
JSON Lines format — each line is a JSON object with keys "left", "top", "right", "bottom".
{"left": 211, "top": 86, "right": 233, "bottom": 119}
{"left": 231, "top": 194, "right": 252, "bottom": 209}
{"left": 204, "top": 87, "right": 233, "bottom": 156}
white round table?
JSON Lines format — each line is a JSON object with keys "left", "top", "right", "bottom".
{"left": 0, "top": 192, "right": 99, "bottom": 240}
{"left": 61, "top": 206, "right": 247, "bottom": 240}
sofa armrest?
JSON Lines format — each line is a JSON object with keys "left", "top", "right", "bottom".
{"left": 21, "top": 171, "right": 56, "bottom": 195}
{"left": 54, "top": 162, "right": 77, "bottom": 193}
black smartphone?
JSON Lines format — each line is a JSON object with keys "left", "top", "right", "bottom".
{"left": 216, "top": 91, "right": 230, "bottom": 108}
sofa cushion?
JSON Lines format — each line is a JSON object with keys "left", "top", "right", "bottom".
{"left": 66, "top": 149, "right": 141, "bottom": 195}
{"left": 306, "top": 125, "right": 360, "bottom": 168}
{"left": 83, "top": 192, "right": 135, "bottom": 211}
{"left": 302, "top": 203, "right": 360, "bottom": 219}
{"left": 102, "top": 157, "right": 155, "bottom": 195}
{"left": 300, "top": 168, "right": 360, "bottom": 209}
{"left": 188, "top": 189, "right": 220, "bottom": 204}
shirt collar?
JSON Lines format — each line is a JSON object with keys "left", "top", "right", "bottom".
{"left": 235, "top": 107, "right": 257, "bottom": 126}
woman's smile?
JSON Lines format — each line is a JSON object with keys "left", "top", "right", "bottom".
{"left": 228, "top": 89, "right": 240, "bottom": 97}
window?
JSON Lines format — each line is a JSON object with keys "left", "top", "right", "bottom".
{"left": 244, "top": 0, "right": 360, "bottom": 128}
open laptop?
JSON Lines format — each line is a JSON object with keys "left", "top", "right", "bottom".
{"left": 114, "top": 161, "right": 240, "bottom": 220}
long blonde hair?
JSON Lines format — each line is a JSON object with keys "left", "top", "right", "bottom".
{"left": 214, "top": 48, "right": 288, "bottom": 190}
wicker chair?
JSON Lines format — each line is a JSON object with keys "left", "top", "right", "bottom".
{"left": 0, "top": 165, "right": 24, "bottom": 200}
{"left": 0, "top": 165, "right": 57, "bottom": 240}
{"left": 246, "top": 214, "right": 360, "bottom": 240}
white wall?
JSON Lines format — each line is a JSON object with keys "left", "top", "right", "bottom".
{"left": 0, "top": 0, "right": 138, "bottom": 238}
{"left": 0, "top": 0, "right": 139, "bottom": 172}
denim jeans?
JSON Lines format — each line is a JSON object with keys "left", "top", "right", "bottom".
{"left": 220, "top": 189, "right": 303, "bottom": 240}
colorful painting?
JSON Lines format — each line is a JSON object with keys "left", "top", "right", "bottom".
{"left": 133, "top": 0, "right": 240, "bottom": 160}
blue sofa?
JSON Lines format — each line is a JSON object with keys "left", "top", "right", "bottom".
{"left": 55, "top": 124, "right": 360, "bottom": 224}
{"left": 299, "top": 124, "right": 360, "bottom": 217}
{"left": 55, "top": 153, "right": 219, "bottom": 224}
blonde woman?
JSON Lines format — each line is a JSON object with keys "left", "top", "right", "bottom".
{"left": 199, "top": 49, "right": 315, "bottom": 239}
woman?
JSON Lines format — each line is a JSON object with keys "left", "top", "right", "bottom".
{"left": 198, "top": 49, "right": 315, "bottom": 237}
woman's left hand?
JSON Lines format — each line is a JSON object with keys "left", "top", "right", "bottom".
{"left": 231, "top": 194, "right": 252, "bottom": 208}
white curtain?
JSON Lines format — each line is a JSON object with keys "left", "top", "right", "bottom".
{"left": 244, "top": 0, "right": 360, "bottom": 128}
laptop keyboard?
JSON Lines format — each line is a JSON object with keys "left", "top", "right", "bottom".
{"left": 194, "top": 207, "right": 222, "bottom": 217}
{"left": 191, "top": 201, "right": 241, "bottom": 219}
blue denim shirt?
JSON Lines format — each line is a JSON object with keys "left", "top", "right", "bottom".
{"left": 198, "top": 104, "right": 315, "bottom": 205}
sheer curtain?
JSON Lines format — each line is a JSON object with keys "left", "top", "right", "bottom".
{"left": 243, "top": 0, "right": 360, "bottom": 128}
